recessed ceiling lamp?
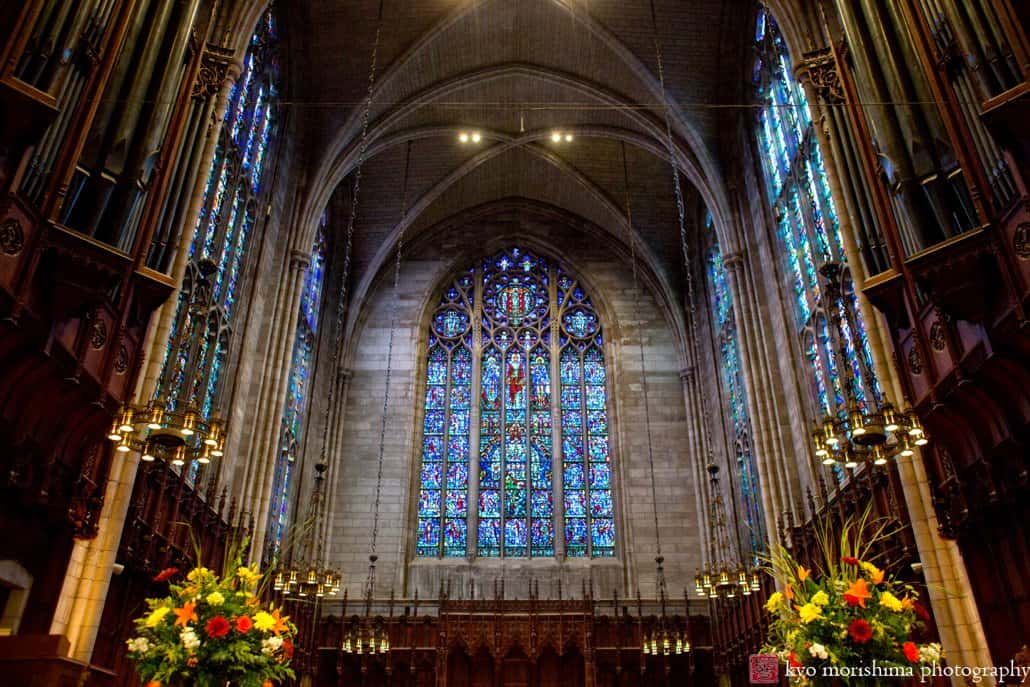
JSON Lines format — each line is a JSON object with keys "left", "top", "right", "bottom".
{"left": 458, "top": 131, "right": 481, "bottom": 143}
{"left": 551, "top": 130, "right": 573, "bottom": 143}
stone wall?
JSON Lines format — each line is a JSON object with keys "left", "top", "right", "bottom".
{"left": 315, "top": 210, "right": 704, "bottom": 601}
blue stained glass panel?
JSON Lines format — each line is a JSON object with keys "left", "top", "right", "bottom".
{"left": 589, "top": 464, "right": 611, "bottom": 489}
{"left": 419, "top": 490, "right": 441, "bottom": 517}
{"left": 447, "top": 463, "right": 469, "bottom": 488}
{"left": 504, "top": 519, "right": 528, "bottom": 554}
{"left": 565, "top": 519, "right": 588, "bottom": 554}
{"left": 563, "top": 436, "right": 584, "bottom": 462}
{"left": 424, "top": 411, "right": 445, "bottom": 435}
{"left": 443, "top": 519, "right": 467, "bottom": 557}
{"left": 419, "top": 248, "right": 611, "bottom": 558}
{"left": 531, "top": 490, "right": 553, "bottom": 517}
{"left": 591, "top": 519, "right": 616, "bottom": 551}
{"left": 418, "top": 519, "right": 441, "bottom": 553}
{"left": 479, "top": 490, "right": 501, "bottom": 517}
{"left": 565, "top": 464, "right": 586, "bottom": 489}
{"left": 586, "top": 411, "right": 608, "bottom": 435}
{"left": 421, "top": 463, "right": 442, "bottom": 489}
{"left": 588, "top": 436, "right": 609, "bottom": 462}
{"left": 445, "top": 491, "right": 467, "bottom": 517}
{"left": 423, "top": 436, "right": 444, "bottom": 462}
{"left": 425, "top": 386, "right": 446, "bottom": 409}
{"left": 565, "top": 492, "right": 587, "bottom": 517}
{"left": 590, "top": 491, "right": 613, "bottom": 517}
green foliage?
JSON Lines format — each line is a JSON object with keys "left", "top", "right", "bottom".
{"left": 760, "top": 506, "right": 942, "bottom": 682}
{"left": 125, "top": 543, "right": 297, "bottom": 687}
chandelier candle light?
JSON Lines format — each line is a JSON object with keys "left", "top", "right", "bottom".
{"left": 107, "top": 400, "right": 224, "bottom": 467}
{"left": 811, "top": 263, "right": 928, "bottom": 469}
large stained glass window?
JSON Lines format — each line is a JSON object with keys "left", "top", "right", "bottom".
{"left": 753, "top": 7, "right": 879, "bottom": 434}
{"left": 416, "top": 248, "right": 615, "bottom": 559}
{"left": 704, "top": 214, "right": 764, "bottom": 555}
{"left": 268, "top": 213, "right": 327, "bottom": 555}
{"left": 155, "top": 10, "right": 278, "bottom": 434}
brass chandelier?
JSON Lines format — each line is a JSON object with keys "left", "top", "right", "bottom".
{"left": 107, "top": 400, "right": 224, "bottom": 466}
{"left": 811, "top": 263, "right": 928, "bottom": 469}
{"left": 694, "top": 465, "right": 761, "bottom": 600}
{"left": 340, "top": 555, "right": 391, "bottom": 655}
{"left": 272, "top": 462, "right": 341, "bottom": 599}
{"left": 642, "top": 556, "right": 691, "bottom": 656}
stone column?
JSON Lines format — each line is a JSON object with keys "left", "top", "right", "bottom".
{"left": 797, "top": 57, "right": 994, "bottom": 687}
{"left": 243, "top": 248, "right": 310, "bottom": 560}
{"left": 47, "top": 51, "right": 242, "bottom": 664}
{"left": 321, "top": 368, "right": 353, "bottom": 568}
{"left": 723, "top": 252, "right": 797, "bottom": 540}
{"left": 679, "top": 367, "right": 711, "bottom": 565}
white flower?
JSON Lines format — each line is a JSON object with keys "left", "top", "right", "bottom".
{"left": 180, "top": 627, "right": 201, "bottom": 651}
{"left": 261, "top": 635, "right": 284, "bottom": 656}
{"left": 126, "top": 637, "right": 151, "bottom": 655}
{"left": 919, "top": 643, "right": 942, "bottom": 663}
{"left": 808, "top": 643, "right": 829, "bottom": 660}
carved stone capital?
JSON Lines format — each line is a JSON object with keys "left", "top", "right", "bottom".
{"left": 796, "top": 47, "right": 845, "bottom": 105}
{"left": 193, "top": 43, "right": 237, "bottom": 99}
{"left": 289, "top": 249, "right": 311, "bottom": 272}
{"left": 722, "top": 251, "right": 745, "bottom": 271}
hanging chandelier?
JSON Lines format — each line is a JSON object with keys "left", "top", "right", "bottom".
{"left": 340, "top": 555, "right": 390, "bottom": 655}
{"left": 642, "top": 556, "right": 691, "bottom": 656}
{"left": 106, "top": 400, "right": 224, "bottom": 466}
{"left": 272, "top": 462, "right": 341, "bottom": 599}
{"left": 811, "top": 263, "right": 928, "bottom": 469}
{"left": 693, "top": 465, "right": 761, "bottom": 600}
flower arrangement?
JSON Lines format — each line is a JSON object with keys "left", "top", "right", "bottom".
{"left": 126, "top": 559, "right": 297, "bottom": 687}
{"left": 762, "top": 507, "right": 942, "bottom": 683}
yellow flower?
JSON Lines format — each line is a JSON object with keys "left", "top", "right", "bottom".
{"left": 764, "top": 592, "right": 783, "bottom": 612}
{"left": 253, "top": 611, "right": 276, "bottom": 632}
{"left": 186, "top": 567, "right": 213, "bottom": 583}
{"left": 810, "top": 590, "right": 829, "bottom": 606}
{"left": 860, "top": 562, "right": 884, "bottom": 584}
{"left": 206, "top": 591, "right": 225, "bottom": 606}
{"left": 237, "top": 566, "right": 260, "bottom": 582}
{"left": 796, "top": 566, "right": 810, "bottom": 582}
{"left": 144, "top": 606, "right": 170, "bottom": 627}
{"left": 879, "top": 590, "right": 904, "bottom": 612}
{"left": 797, "top": 602, "right": 822, "bottom": 624}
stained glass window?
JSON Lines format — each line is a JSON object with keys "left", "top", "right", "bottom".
{"left": 704, "top": 215, "right": 764, "bottom": 553}
{"left": 416, "top": 248, "right": 615, "bottom": 559}
{"left": 155, "top": 9, "right": 279, "bottom": 434}
{"left": 268, "top": 213, "right": 328, "bottom": 555}
{"left": 753, "top": 7, "right": 880, "bottom": 442}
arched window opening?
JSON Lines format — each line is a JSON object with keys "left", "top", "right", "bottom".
{"left": 153, "top": 9, "right": 280, "bottom": 484}
{"left": 416, "top": 248, "right": 616, "bottom": 559}
{"left": 268, "top": 213, "right": 328, "bottom": 556}
{"left": 753, "top": 7, "right": 881, "bottom": 459}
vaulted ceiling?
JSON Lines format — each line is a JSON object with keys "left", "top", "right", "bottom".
{"left": 283, "top": 0, "right": 758, "bottom": 301}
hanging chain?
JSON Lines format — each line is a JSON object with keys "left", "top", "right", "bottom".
{"left": 370, "top": 139, "right": 412, "bottom": 557}
{"left": 620, "top": 142, "right": 661, "bottom": 559}
{"left": 649, "top": 0, "right": 733, "bottom": 566}
{"left": 313, "top": 0, "right": 385, "bottom": 568}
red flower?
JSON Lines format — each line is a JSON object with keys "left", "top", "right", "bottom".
{"left": 913, "top": 602, "right": 931, "bottom": 623}
{"left": 283, "top": 639, "right": 295, "bottom": 659}
{"left": 205, "top": 615, "right": 231, "bottom": 639}
{"left": 236, "top": 615, "right": 253, "bottom": 633}
{"left": 848, "top": 618, "right": 874, "bottom": 644}
{"left": 152, "top": 567, "right": 179, "bottom": 582}
{"left": 841, "top": 557, "right": 859, "bottom": 566}
{"left": 789, "top": 652, "right": 803, "bottom": 668}
{"left": 903, "top": 641, "right": 920, "bottom": 663}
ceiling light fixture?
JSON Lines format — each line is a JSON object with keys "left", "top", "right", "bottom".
{"left": 459, "top": 131, "right": 481, "bottom": 144}
{"left": 550, "top": 130, "right": 574, "bottom": 143}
